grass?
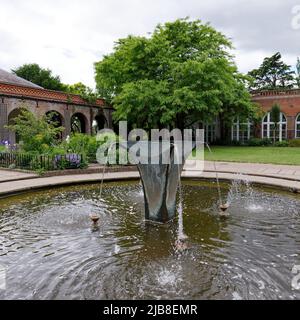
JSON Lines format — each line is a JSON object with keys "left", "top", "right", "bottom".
{"left": 196, "top": 146, "right": 300, "bottom": 165}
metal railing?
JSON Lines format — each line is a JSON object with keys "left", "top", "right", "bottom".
{"left": 0, "top": 153, "right": 83, "bottom": 171}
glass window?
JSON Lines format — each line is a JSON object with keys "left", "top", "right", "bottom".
{"left": 262, "top": 112, "right": 287, "bottom": 141}
{"left": 296, "top": 114, "right": 300, "bottom": 138}
{"left": 231, "top": 118, "right": 253, "bottom": 143}
{"left": 204, "top": 119, "right": 218, "bottom": 144}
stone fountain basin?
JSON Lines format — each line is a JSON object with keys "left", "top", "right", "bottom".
{"left": 0, "top": 180, "right": 299, "bottom": 300}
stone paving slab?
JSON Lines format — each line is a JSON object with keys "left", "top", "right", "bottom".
{"left": 1, "top": 161, "right": 300, "bottom": 197}
{"left": 0, "top": 169, "right": 38, "bottom": 183}
{"left": 182, "top": 171, "right": 300, "bottom": 192}
{"left": 0, "top": 172, "right": 140, "bottom": 196}
{"left": 0, "top": 170, "right": 300, "bottom": 198}
{"left": 185, "top": 161, "right": 300, "bottom": 182}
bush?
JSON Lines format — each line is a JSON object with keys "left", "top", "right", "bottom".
{"left": 247, "top": 138, "right": 273, "bottom": 146}
{"left": 5, "top": 110, "right": 64, "bottom": 154}
{"left": 247, "top": 138, "right": 263, "bottom": 146}
{"left": 54, "top": 154, "right": 84, "bottom": 169}
{"left": 96, "top": 132, "right": 127, "bottom": 165}
{"left": 289, "top": 139, "right": 300, "bottom": 147}
{"left": 63, "top": 133, "right": 91, "bottom": 155}
{"left": 230, "top": 140, "right": 243, "bottom": 146}
{"left": 63, "top": 133, "right": 126, "bottom": 164}
{"left": 274, "top": 141, "right": 289, "bottom": 147}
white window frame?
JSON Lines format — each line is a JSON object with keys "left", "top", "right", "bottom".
{"left": 204, "top": 118, "right": 219, "bottom": 143}
{"left": 262, "top": 112, "right": 287, "bottom": 142}
{"left": 231, "top": 118, "right": 253, "bottom": 142}
{"left": 295, "top": 114, "right": 300, "bottom": 139}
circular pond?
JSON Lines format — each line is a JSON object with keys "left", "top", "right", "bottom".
{"left": 0, "top": 180, "right": 299, "bottom": 300}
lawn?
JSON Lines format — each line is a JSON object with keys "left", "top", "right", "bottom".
{"left": 199, "top": 146, "right": 300, "bottom": 165}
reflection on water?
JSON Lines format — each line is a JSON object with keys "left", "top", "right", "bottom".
{"left": 0, "top": 180, "right": 299, "bottom": 300}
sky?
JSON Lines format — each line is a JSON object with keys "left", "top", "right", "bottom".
{"left": 0, "top": 0, "right": 300, "bottom": 88}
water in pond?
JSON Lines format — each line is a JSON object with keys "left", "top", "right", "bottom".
{"left": 0, "top": 180, "right": 299, "bottom": 300}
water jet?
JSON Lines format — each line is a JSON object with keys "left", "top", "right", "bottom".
{"left": 90, "top": 214, "right": 100, "bottom": 226}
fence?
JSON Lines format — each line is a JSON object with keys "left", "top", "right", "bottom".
{"left": 0, "top": 153, "right": 84, "bottom": 171}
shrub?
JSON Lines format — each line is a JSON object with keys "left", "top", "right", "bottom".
{"left": 54, "top": 154, "right": 83, "bottom": 169}
{"left": 247, "top": 138, "right": 263, "bottom": 146}
{"left": 96, "top": 132, "right": 127, "bottom": 165}
{"left": 63, "top": 133, "right": 91, "bottom": 155}
{"left": 289, "top": 139, "right": 300, "bottom": 147}
{"left": 247, "top": 138, "right": 273, "bottom": 146}
{"left": 5, "top": 110, "right": 64, "bottom": 154}
{"left": 274, "top": 141, "right": 289, "bottom": 147}
{"left": 229, "top": 140, "right": 243, "bottom": 146}
{"left": 262, "top": 138, "right": 273, "bottom": 146}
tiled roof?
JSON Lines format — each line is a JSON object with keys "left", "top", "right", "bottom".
{"left": 0, "top": 68, "right": 43, "bottom": 89}
{"left": 251, "top": 89, "right": 300, "bottom": 99}
{"left": 0, "top": 82, "right": 105, "bottom": 107}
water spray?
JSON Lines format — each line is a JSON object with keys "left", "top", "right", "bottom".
{"left": 206, "top": 143, "right": 230, "bottom": 217}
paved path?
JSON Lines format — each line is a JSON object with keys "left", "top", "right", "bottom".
{"left": 1, "top": 161, "right": 300, "bottom": 197}
{"left": 0, "top": 169, "right": 38, "bottom": 183}
{"left": 186, "top": 161, "right": 300, "bottom": 182}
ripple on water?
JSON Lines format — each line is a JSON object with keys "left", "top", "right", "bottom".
{"left": 0, "top": 181, "right": 299, "bottom": 300}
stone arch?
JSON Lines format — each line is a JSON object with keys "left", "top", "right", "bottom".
{"left": 7, "top": 108, "right": 28, "bottom": 144}
{"left": 71, "top": 112, "right": 88, "bottom": 134}
{"left": 93, "top": 113, "right": 107, "bottom": 134}
{"left": 46, "top": 111, "right": 64, "bottom": 140}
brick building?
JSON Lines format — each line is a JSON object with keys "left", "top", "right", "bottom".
{"left": 0, "top": 68, "right": 113, "bottom": 144}
{"left": 196, "top": 89, "right": 300, "bottom": 144}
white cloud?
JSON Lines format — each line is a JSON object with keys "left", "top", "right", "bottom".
{"left": 0, "top": 0, "right": 299, "bottom": 87}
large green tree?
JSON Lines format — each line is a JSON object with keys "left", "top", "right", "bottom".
{"left": 95, "top": 19, "right": 256, "bottom": 130}
{"left": 248, "top": 52, "right": 295, "bottom": 91}
{"left": 65, "top": 82, "right": 98, "bottom": 104}
{"left": 296, "top": 57, "right": 300, "bottom": 88}
{"left": 12, "top": 63, "right": 65, "bottom": 91}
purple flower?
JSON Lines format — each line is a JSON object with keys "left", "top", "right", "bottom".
{"left": 54, "top": 154, "right": 81, "bottom": 169}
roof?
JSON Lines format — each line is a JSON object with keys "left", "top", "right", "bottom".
{"left": 0, "top": 82, "right": 105, "bottom": 107}
{"left": 251, "top": 89, "right": 300, "bottom": 99}
{"left": 0, "top": 68, "right": 43, "bottom": 89}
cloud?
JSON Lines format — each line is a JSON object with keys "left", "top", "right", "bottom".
{"left": 0, "top": 0, "right": 299, "bottom": 87}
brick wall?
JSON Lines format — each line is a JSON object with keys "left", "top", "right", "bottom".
{"left": 253, "top": 92, "right": 300, "bottom": 140}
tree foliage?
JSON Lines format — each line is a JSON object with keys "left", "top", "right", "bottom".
{"left": 95, "top": 18, "right": 256, "bottom": 130}
{"left": 6, "top": 109, "right": 64, "bottom": 154}
{"left": 66, "top": 82, "right": 98, "bottom": 104}
{"left": 248, "top": 53, "right": 295, "bottom": 91}
{"left": 270, "top": 103, "right": 281, "bottom": 143}
{"left": 296, "top": 57, "right": 300, "bottom": 88}
{"left": 12, "top": 63, "right": 65, "bottom": 91}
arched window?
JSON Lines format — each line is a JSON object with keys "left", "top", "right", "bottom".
{"left": 296, "top": 114, "right": 300, "bottom": 138}
{"left": 232, "top": 118, "right": 253, "bottom": 143}
{"left": 262, "top": 112, "right": 287, "bottom": 141}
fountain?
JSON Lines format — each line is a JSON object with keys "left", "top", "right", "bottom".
{"left": 135, "top": 142, "right": 183, "bottom": 224}
{"left": 2, "top": 134, "right": 300, "bottom": 299}
{"left": 1, "top": 180, "right": 300, "bottom": 300}
{"left": 99, "top": 140, "right": 191, "bottom": 224}
{"left": 206, "top": 143, "right": 230, "bottom": 217}
{"left": 89, "top": 214, "right": 100, "bottom": 226}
